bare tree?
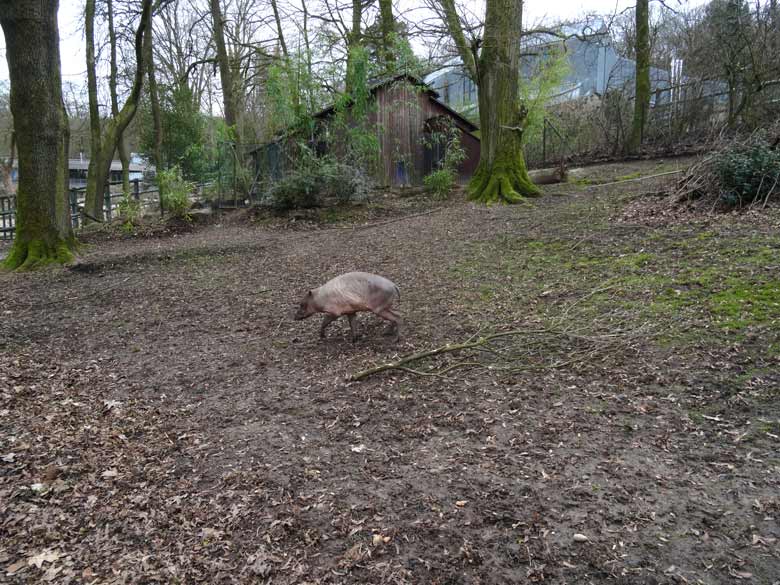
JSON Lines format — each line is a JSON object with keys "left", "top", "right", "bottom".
{"left": 209, "top": 0, "right": 239, "bottom": 132}
{"left": 84, "top": 0, "right": 152, "bottom": 222}
{"left": 108, "top": 0, "right": 132, "bottom": 196}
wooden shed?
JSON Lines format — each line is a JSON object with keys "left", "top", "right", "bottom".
{"left": 251, "top": 75, "right": 481, "bottom": 188}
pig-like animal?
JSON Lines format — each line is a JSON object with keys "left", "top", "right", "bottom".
{"left": 294, "top": 272, "right": 402, "bottom": 342}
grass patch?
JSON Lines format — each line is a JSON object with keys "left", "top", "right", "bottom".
{"left": 615, "top": 171, "right": 643, "bottom": 182}
{"left": 453, "top": 221, "right": 780, "bottom": 358}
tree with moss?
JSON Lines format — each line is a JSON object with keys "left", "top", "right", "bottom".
{"left": 438, "top": 0, "right": 540, "bottom": 203}
{"left": 0, "top": 0, "right": 76, "bottom": 270}
{"left": 628, "top": 0, "right": 650, "bottom": 154}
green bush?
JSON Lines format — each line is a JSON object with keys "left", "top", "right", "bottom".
{"left": 264, "top": 148, "right": 370, "bottom": 211}
{"left": 713, "top": 140, "right": 780, "bottom": 207}
{"left": 117, "top": 193, "right": 142, "bottom": 231}
{"left": 423, "top": 168, "right": 457, "bottom": 200}
{"left": 158, "top": 166, "right": 194, "bottom": 219}
{"left": 421, "top": 116, "right": 465, "bottom": 200}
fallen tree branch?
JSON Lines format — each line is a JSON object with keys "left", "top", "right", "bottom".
{"left": 349, "top": 329, "right": 547, "bottom": 381}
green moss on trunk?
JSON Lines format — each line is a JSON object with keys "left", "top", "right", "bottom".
{"left": 1, "top": 0, "right": 77, "bottom": 270}
{"left": 3, "top": 236, "right": 75, "bottom": 271}
{"left": 468, "top": 0, "right": 539, "bottom": 204}
{"left": 628, "top": 0, "right": 650, "bottom": 153}
{"left": 468, "top": 147, "right": 540, "bottom": 204}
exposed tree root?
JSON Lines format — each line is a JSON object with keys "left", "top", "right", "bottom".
{"left": 2, "top": 237, "right": 76, "bottom": 271}
{"left": 468, "top": 155, "right": 541, "bottom": 205}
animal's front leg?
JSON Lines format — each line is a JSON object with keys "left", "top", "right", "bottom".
{"left": 320, "top": 314, "right": 337, "bottom": 338}
{"left": 347, "top": 313, "right": 359, "bottom": 342}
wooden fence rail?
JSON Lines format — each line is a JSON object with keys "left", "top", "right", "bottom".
{"left": 2, "top": 179, "right": 161, "bottom": 241}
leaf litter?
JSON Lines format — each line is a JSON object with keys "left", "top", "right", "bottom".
{"left": 1, "top": 159, "right": 779, "bottom": 584}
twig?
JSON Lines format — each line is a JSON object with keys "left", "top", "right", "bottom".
{"left": 349, "top": 329, "right": 544, "bottom": 381}
{"left": 330, "top": 207, "right": 445, "bottom": 231}
{"left": 583, "top": 169, "right": 684, "bottom": 190}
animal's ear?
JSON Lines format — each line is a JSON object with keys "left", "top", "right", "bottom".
{"left": 307, "top": 290, "right": 313, "bottom": 297}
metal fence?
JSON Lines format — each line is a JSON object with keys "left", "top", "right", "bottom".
{"left": 1, "top": 195, "right": 15, "bottom": 241}
{"left": 1, "top": 179, "right": 161, "bottom": 241}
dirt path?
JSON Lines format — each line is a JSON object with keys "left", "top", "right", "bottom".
{"left": 2, "top": 159, "right": 779, "bottom": 584}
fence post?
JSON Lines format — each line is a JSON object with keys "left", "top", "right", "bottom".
{"left": 105, "top": 185, "right": 112, "bottom": 222}
{"left": 133, "top": 179, "right": 140, "bottom": 201}
{"left": 542, "top": 120, "right": 548, "bottom": 166}
{"left": 69, "top": 189, "right": 79, "bottom": 229}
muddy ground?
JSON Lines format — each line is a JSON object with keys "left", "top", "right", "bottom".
{"left": 1, "top": 157, "right": 779, "bottom": 584}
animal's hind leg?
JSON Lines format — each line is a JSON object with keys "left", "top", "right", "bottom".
{"left": 320, "top": 314, "right": 337, "bottom": 338}
{"left": 377, "top": 309, "right": 402, "bottom": 341}
{"left": 347, "top": 313, "right": 359, "bottom": 342}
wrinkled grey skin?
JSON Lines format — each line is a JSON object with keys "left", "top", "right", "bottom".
{"left": 294, "top": 272, "right": 402, "bottom": 342}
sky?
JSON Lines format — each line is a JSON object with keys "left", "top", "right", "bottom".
{"left": 0, "top": 0, "right": 708, "bottom": 85}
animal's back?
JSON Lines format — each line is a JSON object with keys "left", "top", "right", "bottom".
{"left": 318, "top": 272, "right": 399, "bottom": 315}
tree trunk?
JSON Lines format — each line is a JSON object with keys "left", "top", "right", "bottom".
{"left": 107, "top": 0, "right": 130, "bottom": 196}
{"left": 0, "top": 0, "right": 75, "bottom": 270}
{"left": 467, "top": 0, "right": 539, "bottom": 203}
{"left": 84, "top": 0, "right": 152, "bottom": 221}
{"left": 1, "top": 131, "right": 15, "bottom": 194}
{"left": 378, "top": 0, "right": 395, "bottom": 72}
{"left": 270, "top": 0, "right": 288, "bottom": 58}
{"left": 209, "top": 0, "right": 238, "bottom": 131}
{"left": 85, "top": 0, "right": 103, "bottom": 221}
{"left": 146, "top": 18, "right": 164, "bottom": 170}
{"left": 628, "top": 0, "right": 650, "bottom": 154}
{"left": 345, "top": 0, "right": 363, "bottom": 95}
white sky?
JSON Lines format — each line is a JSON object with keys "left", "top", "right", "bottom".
{"left": 0, "top": 0, "right": 707, "bottom": 85}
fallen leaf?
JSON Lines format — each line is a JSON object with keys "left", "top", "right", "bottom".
{"left": 350, "top": 444, "right": 366, "bottom": 453}
{"left": 42, "top": 565, "right": 62, "bottom": 581}
{"left": 200, "top": 527, "right": 223, "bottom": 540}
{"left": 573, "top": 534, "right": 589, "bottom": 542}
{"left": 101, "top": 468, "right": 119, "bottom": 479}
{"left": 28, "top": 549, "right": 60, "bottom": 569}
{"left": 455, "top": 500, "right": 468, "bottom": 507}
{"left": 6, "top": 559, "right": 27, "bottom": 574}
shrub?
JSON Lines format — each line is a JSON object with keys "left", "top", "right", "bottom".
{"left": 423, "top": 168, "right": 457, "bottom": 200}
{"left": 265, "top": 168, "right": 322, "bottom": 211}
{"left": 421, "top": 116, "right": 465, "bottom": 200}
{"left": 157, "top": 166, "right": 194, "bottom": 219}
{"left": 713, "top": 139, "right": 780, "bottom": 207}
{"left": 263, "top": 147, "right": 371, "bottom": 211}
{"left": 117, "top": 192, "right": 142, "bottom": 231}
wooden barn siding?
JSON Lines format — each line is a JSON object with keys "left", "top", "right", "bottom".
{"left": 371, "top": 81, "right": 481, "bottom": 186}
{"left": 372, "top": 81, "right": 419, "bottom": 186}
{"left": 252, "top": 80, "right": 482, "bottom": 187}
{"left": 424, "top": 100, "right": 481, "bottom": 183}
